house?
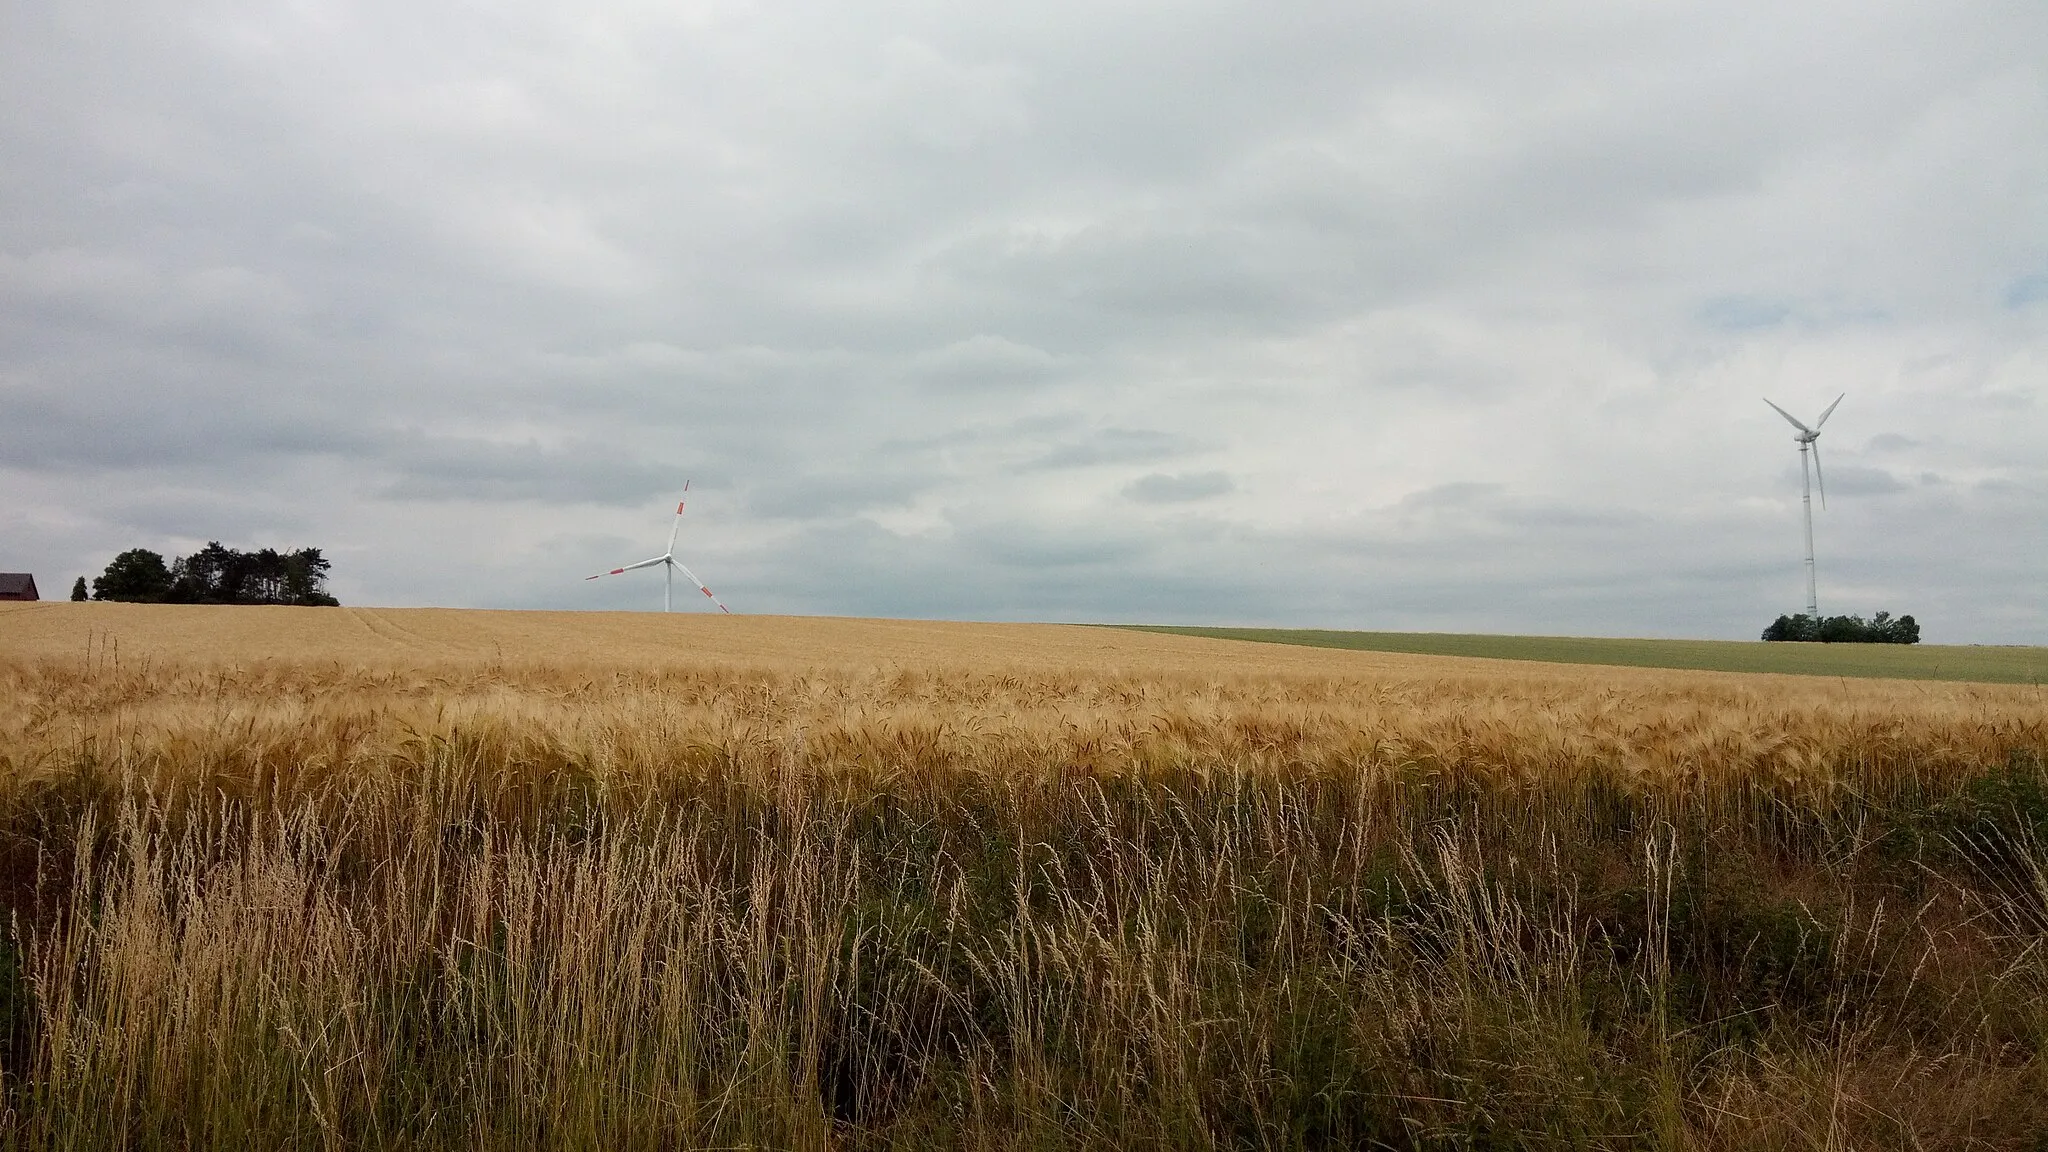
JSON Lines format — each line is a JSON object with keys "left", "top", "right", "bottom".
{"left": 0, "top": 573, "right": 39, "bottom": 601}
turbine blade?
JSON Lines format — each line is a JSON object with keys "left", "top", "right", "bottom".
{"left": 671, "top": 560, "right": 732, "bottom": 614}
{"left": 1813, "top": 392, "right": 1845, "bottom": 429}
{"left": 1763, "top": 398, "right": 1813, "bottom": 435}
{"left": 585, "top": 554, "right": 668, "bottom": 580}
{"left": 1812, "top": 440, "right": 1827, "bottom": 508}
{"left": 668, "top": 487, "right": 688, "bottom": 554}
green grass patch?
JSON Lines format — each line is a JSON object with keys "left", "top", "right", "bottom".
{"left": 1116, "top": 626, "right": 2048, "bottom": 684}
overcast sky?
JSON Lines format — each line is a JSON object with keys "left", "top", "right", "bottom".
{"left": 3, "top": 1, "right": 2044, "bottom": 641}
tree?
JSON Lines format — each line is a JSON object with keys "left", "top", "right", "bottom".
{"left": 1762, "top": 613, "right": 1823, "bottom": 642}
{"left": 1818, "top": 614, "right": 1864, "bottom": 643}
{"left": 282, "top": 548, "right": 338, "bottom": 606}
{"left": 167, "top": 542, "right": 243, "bottom": 603}
{"left": 92, "top": 549, "right": 174, "bottom": 602}
{"left": 165, "top": 542, "right": 339, "bottom": 605}
{"left": 69, "top": 577, "right": 87, "bottom": 601}
{"left": 1762, "top": 610, "right": 1920, "bottom": 644}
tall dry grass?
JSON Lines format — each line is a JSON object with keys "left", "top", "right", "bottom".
{"left": 2, "top": 633, "right": 2048, "bottom": 1148}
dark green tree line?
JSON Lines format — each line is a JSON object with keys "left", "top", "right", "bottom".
{"left": 92, "top": 544, "right": 339, "bottom": 606}
{"left": 1762, "top": 610, "right": 1919, "bottom": 644}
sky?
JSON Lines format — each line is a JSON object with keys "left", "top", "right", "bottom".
{"left": 3, "top": 1, "right": 2044, "bottom": 642}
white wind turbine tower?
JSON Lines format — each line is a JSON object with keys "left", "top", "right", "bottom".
{"left": 585, "top": 482, "right": 731, "bottom": 613}
{"left": 1763, "top": 394, "right": 1843, "bottom": 619}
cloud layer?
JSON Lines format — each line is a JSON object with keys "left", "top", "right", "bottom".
{"left": 4, "top": 0, "right": 2045, "bottom": 641}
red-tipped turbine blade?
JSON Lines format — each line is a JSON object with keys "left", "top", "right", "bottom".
{"left": 587, "top": 555, "right": 667, "bottom": 581}
{"left": 669, "top": 489, "right": 689, "bottom": 552}
{"left": 673, "top": 561, "right": 732, "bottom": 613}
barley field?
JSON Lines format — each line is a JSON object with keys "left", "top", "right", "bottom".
{"left": 3, "top": 603, "right": 2048, "bottom": 1149}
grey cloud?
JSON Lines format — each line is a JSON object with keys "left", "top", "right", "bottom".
{"left": 873, "top": 412, "right": 1083, "bottom": 456}
{"left": 939, "top": 217, "right": 1303, "bottom": 332}
{"left": 1397, "top": 482, "right": 1504, "bottom": 511}
{"left": 961, "top": 519, "right": 1148, "bottom": 570}
{"left": 1504, "top": 505, "right": 1656, "bottom": 531}
{"left": 1699, "top": 297, "right": 1791, "bottom": 331}
{"left": 1974, "top": 477, "right": 2027, "bottom": 494}
{"left": 1024, "top": 429, "right": 1192, "bottom": 471}
{"left": 99, "top": 482, "right": 329, "bottom": 551}
{"left": 1819, "top": 465, "right": 1910, "bottom": 497}
{"left": 375, "top": 434, "right": 680, "bottom": 505}
{"left": 907, "top": 334, "right": 1062, "bottom": 389}
{"left": 1124, "top": 471, "right": 1233, "bottom": 504}
{"left": 745, "top": 471, "right": 937, "bottom": 520}
{"left": 1378, "top": 485, "right": 1649, "bottom": 537}
{"left": 2007, "top": 273, "right": 2048, "bottom": 309}
{"left": 0, "top": 370, "right": 379, "bottom": 472}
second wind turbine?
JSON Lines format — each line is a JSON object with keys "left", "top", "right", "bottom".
{"left": 1763, "top": 393, "right": 1843, "bottom": 620}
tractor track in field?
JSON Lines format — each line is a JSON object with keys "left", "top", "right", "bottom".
{"left": 342, "top": 607, "right": 435, "bottom": 654}
{"left": 346, "top": 608, "right": 495, "bottom": 658}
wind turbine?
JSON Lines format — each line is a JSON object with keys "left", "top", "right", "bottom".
{"left": 585, "top": 483, "right": 731, "bottom": 613}
{"left": 1762, "top": 393, "right": 1843, "bottom": 619}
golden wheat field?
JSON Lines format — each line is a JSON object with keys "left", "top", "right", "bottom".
{"left": 5, "top": 601, "right": 2044, "bottom": 782}
{"left": 5, "top": 602, "right": 2048, "bottom": 1150}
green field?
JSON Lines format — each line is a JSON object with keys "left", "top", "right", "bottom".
{"left": 1120, "top": 625, "right": 2048, "bottom": 685}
